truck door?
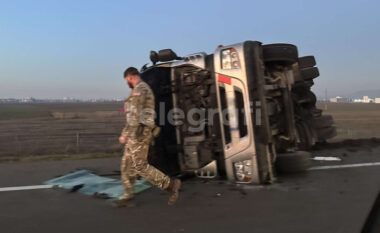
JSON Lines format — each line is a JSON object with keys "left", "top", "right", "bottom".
{"left": 216, "top": 72, "right": 260, "bottom": 183}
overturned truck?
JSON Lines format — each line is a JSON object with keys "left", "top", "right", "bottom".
{"left": 140, "top": 41, "right": 336, "bottom": 184}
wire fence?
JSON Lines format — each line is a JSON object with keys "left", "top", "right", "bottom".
{"left": 0, "top": 132, "right": 122, "bottom": 157}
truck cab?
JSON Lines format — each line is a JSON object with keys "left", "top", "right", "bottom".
{"left": 140, "top": 40, "right": 336, "bottom": 184}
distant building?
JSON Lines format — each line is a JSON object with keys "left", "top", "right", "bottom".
{"left": 20, "top": 97, "right": 36, "bottom": 103}
{"left": 375, "top": 98, "right": 380, "bottom": 104}
{"left": 329, "top": 96, "right": 339, "bottom": 102}
{"left": 329, "top": 96, "right": 350, "bottom": 103}
{"left": 353, "top": 96, "right": 374, "bottom": 103}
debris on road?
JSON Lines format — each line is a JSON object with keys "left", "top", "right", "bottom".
{"left": 44, "top": 170, "right": 151, "bottom": 199}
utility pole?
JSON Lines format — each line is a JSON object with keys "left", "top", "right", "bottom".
{"left": 325, "top": 88, "right": 328, "bottom": 110}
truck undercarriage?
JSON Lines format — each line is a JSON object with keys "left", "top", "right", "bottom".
{"left": 141, "top": 41, "right": 336, "bottom": 184}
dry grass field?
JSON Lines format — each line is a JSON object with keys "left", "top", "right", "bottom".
{"left": 0, "top": 102, "right": 378, "bottom": 160}
{"left": 317, "top": 102, "right": 380, "bottom": 141}
{"left": 0, "top": 102, "right": 125, "bottom": 158}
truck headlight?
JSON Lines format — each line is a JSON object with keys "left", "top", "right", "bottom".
{"left": 221, "top": 48, "right": 240, "bottom": 70}
{"left": 234, "top": 159, "right": 252, "bottom": 182}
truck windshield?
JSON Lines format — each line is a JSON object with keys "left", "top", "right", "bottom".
{"left": 234, "top": 87, "right": 248, "bottom": 138}
{"left": 219, "top": 85, "right": 231, "bottom": 144}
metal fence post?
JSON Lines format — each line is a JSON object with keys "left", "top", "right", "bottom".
{"left": 76, "top": 132, "right": 80, "bottom": 153}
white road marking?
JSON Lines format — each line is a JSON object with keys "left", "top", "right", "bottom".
{"left": 0, "top": 185, "right": 54, "bottom": 192}
{"left": 1, "top": 163, "right": 380, "bottom": 191}
{"left": 313, "top": 156, "right": 342, "bottom": 161}
{"left": 309, "top": 162, "right": 380, "bottom": 171}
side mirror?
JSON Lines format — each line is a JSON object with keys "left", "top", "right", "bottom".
{"left": 150, "top": 51, "right": 159, "bottom": 65}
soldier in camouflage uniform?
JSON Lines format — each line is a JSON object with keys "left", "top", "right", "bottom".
{"left": 112, "top": 67, "right": 181, "bottom": 207}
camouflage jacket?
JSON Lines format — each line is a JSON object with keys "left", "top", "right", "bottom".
{"left": 121, "top": 80, "right": 156, "bottom": 140}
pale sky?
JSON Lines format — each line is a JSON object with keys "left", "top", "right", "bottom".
{"left": 1, "top": 0, "right": 379, "bottom": 99}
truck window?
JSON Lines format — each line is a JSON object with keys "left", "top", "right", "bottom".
{"left": 234, "top": 87, "right": 248, "bottom": 138}
{"left": 219, "top": 85, "right": 231, "bottom": 144}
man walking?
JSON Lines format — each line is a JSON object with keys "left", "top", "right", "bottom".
{"left": 112, "top": 67, "right": 181, "bottom": 207}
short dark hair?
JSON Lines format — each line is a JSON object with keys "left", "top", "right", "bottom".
{"left": 123, "top": 67, "right": 139, "bottom": 78}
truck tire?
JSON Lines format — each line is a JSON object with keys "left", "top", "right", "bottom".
{"left": 275, "top": 151, "right": 312, "bottom": 173}
{"left": 295, "top": 91, "right": 316, "bottom": 107}
{"left": 316, "top": 126, "right": 337, "bottom": 141}
{"left": 262, "top": 43, "right": 298, "bottom": 65}
{"left": 301, "top": 67, "right": 319, "bottom": 80}
{"left": 298, "top": 56, "right": 316, "bottom": 69}
{"left": 305, "top": 91, "right": 317, "bottom": 106}
{"left": 311, "top": 115, "right": 334, "bottom": 129}
{"left": 311, "top": 108, "right": 322, "bottom": 118}
{"left": 304, "top": 80, "right": 314, "bottom": 88}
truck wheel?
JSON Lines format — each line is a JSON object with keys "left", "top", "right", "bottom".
{"left": 304, "top": 80, "right": 314, "bottom": 88}
{"left": 295, "top": 91, "right": 316, "bottom": 107}
{"left": 303, "top": 91, "right": 317, "bottom": 107}
{"left": 316, "top": 126, "right": 337, "bottom": 141}
{"left": 311, "top": 115, "right": 334, "bottom": 129}
{"left": 275, "top": 151, "right": 312, "bottom": 173}
{"left": 262, "top": 43, "right": 298, "bottom": 65}
{"left": 311, "top": 108, "right": 322, "bottom": 118}
{"left": 298, "top": 56, "right": 316, "bottom": 69}
{"left": 301, "top": 67, "right": 320, "bottom": 80}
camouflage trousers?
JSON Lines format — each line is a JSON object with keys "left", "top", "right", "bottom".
{"left": 120, "top": 138, "right": 171, "bottom": 200}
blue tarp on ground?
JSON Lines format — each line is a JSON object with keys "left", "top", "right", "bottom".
{"left": 44, "top": 170, "right": 151, "bottom": 199}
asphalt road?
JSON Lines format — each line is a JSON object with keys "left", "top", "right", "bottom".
{"left": 0, "top": 147, "right": 380, "bottom": 233}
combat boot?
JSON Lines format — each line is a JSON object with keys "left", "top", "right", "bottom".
{"left": 167, "top": 178, "right": 181, "bottom": 205}
{"left": 111, "top": 198, "right": 136, "bottom": 208}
